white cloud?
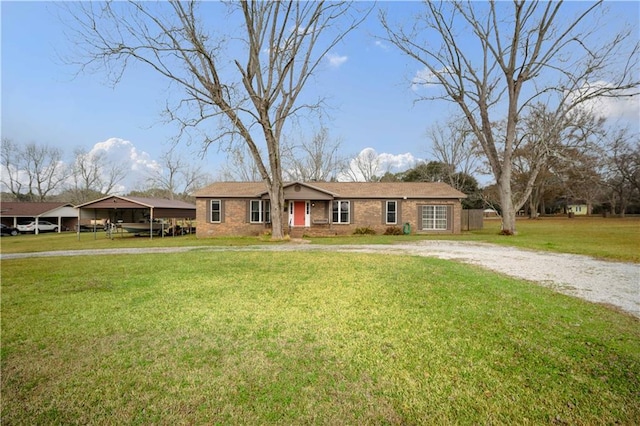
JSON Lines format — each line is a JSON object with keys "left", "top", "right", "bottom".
{"left": 91, "top": 138, "right": 159, "bottom": 172}
{"left": 88, "top": 137, "right": 160, "bottom": 193}
{"left": 326, "top": 52, "right": 348, "bottom": 68}
{"left": 568, "top": 81, "right": 640, "bottom": 124}
{"left": 374, "top": 40, "right": 389, "bottom": 51}
{"left": 378, "top": 152, "right": 418, "bottom": 170}
{"left": 586, "top": 94, "right": 639, "bottom": 123}
{"left": 411, "top": 66, "right": 437, "bottom": 92}
{"left": 339, "top": 148, "right": 420, "bottom": 181}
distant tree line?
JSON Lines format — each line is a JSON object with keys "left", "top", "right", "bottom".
{"left": 0, "top": 138, "right": 212, "bottom": 204}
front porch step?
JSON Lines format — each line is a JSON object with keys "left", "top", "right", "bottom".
{"left": 288, "top": 228, "right": 305, "bottom": 238}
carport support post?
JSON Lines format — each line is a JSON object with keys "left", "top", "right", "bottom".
{"left": 149, "top": 207, "right": 154, "bottom": 240}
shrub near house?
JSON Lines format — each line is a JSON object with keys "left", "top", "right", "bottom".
{"left": 195, "top": 181, "right": 466, "bottom": 237}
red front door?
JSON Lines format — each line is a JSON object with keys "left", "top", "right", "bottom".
{"left": 293, "top": 201, "right": 306, "bottom": 226}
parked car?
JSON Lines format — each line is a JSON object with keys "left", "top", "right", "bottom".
{"left": 0, "top": 224, "right": 19, "bottom": 236}
{"left": 17, "top": 220, "right": 59, "bottom": 233}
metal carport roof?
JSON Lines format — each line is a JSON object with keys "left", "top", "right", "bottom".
{"left": 76, "top": 195, "right": 196, "bottom": 219}
{"left": 75, "top": 195, "right": 196, "bottom": 239}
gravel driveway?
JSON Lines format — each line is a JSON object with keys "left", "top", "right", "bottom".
{"left": 2, "top": 241, "right": 639, "bottom": 318}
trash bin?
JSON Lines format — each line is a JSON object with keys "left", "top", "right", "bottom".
{"left": 403, "top": 222, "right": 411, "bottom": 235}
{"left": 568, "top": 212, "right": 575, "bottom": 218}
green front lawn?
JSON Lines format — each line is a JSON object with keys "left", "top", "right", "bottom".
{"left": 1, "top": 216, "right": 638, "bottom": 263}
{"left": 2, "top": 251, "right": 638, "bottom": 424}
{"left": 314, "top": 216, "right": 640, "bottom": 263}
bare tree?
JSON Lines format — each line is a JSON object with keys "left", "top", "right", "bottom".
{"left": 144, "top": 151, "right": 210, "bottom": 201}
{"left": 608, "top": 129, "right": 640, "bottom": 195}
{"left": 1, "top": 139, "right": 26, "bottom": 200}
{"left": 218, "top": 145, "right": 264, "bottom": 182}
{"left": 343, "top": 148, "right": 382, "bottom": 182}
{"left": 1, "top": 141, "right": 68, "bottom": 202}
{"left": 65, "top": 1, "right": 367, "bottom": 239}
{"left": 512, "top": 104, "right": 606, "bottom": 216}
{"left": 561, "top": 149, "right": 606, "bottom": 216}
{"left": 427, "top": 116, "right": 481, "bottom": 182}
{"left": 69, "top": 147, "right": 128, "bottom": 203}
{"left": 23, "top": 143, "right": 69, "bottom": 202}
{"left": 382, "top": 1, "right": 639, "bottom": 234}
{"left": 282, "top": 127, "right": 345, "bottom": 182}
{"left": 603, "top": 127, "right": 640, "bottom": 216}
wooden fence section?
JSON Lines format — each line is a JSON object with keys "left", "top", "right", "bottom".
{"left": 461, "top": 209, "right": 484, "bottom": 231}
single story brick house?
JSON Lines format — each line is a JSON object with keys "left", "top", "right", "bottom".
{"left": 195, "top": 181, "right": 467, "bottom": 237}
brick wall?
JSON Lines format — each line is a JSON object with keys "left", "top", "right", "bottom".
{"left": 196, "top": 197, "right": 463, "bottom": 237}
{"left": 329, "top": 199, "right": 462, "bottom": 235}
{"left": 196, "top": 198, "right": 270, "bottom": 237}
{"left": 307, "top": 199, "right": 463, "bottom": 236}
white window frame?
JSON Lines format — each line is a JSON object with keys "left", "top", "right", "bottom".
{"left": 332, "top": 200, "right": 350, "bottom": 224}
{"left": 210, "top": 200, "right": 221, "bottom": 223}
{"left": 422, "top": 205, "right": 447, "bottom": 230}
{"left": 250, "top": 200, "right": 270, "bottom": 223}
{"left": 386, "top": 200, "right": 397, "bottom": 225}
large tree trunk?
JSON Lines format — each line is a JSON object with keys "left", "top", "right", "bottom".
{"left": 498, "top": 174, "right": 517, "bottom": 234}
{"left": 618, "top": 197, "right": 628, "bottom": 218}
{"left": 528, "top": 197, "right": 539, "bottom": 219}
{"left": 268, "top": 180, "right": 286, "bottom": 240}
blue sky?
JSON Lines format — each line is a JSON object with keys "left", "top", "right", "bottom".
{"left": 2, "top": 1, "right": 639, "bottom": 192}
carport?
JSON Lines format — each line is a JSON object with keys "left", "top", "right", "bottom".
{"left": 75, "top": 195, "right": 196, "bottom": 239}
{"left": 0, "top": 202, "right": 77, "bottom": 234}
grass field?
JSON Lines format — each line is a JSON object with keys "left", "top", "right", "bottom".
{"left": 2, "top": 251, "right": 639, "bottom": 424}
{"left": 1, "top": 216, "right": 638, "bottom": 262}
{"left": 313, "top": 216, "right": 640, "bottom": 263}
{"left": 1, "top": 216, "right": 639, "bottom": 423}
{"left": 459, "top": 216, "right": 640, "bottom": 262}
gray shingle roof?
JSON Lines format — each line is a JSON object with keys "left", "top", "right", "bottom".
{"left": 195, "top": 181, "right": 466, "bottom": 199}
